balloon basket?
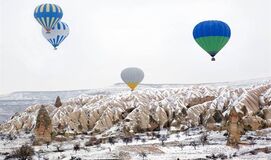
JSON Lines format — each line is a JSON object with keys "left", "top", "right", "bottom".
{"left": 211, "top": 57, "right": 215, "bottom": 61}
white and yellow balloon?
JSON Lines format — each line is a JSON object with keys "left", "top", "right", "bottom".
{"left": 121, "top": 67, "right": 144, "bottom": 91}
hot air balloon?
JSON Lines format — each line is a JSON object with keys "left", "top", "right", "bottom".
{"left": 193, "top": 20, "right": 231, "bottom": 61}
{"left": 121, "top": 67, "right": 144, "bottom": 91}
{"left": 34, "top": 4, "right": 63, "bottom": 33}
{"left": 42, "top": 21, "right": 69, "bottom": 50}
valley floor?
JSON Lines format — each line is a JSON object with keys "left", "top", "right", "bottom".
{"left": 1, "top": 127, "right": 271, "bottom": 160}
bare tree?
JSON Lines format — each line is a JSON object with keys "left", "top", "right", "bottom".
{"left": 178, "top": 142, "right": 185, "bottom": 150}
{"left": 139, "top": 151, "right": 147, "bottom": 160}
{"left": 248, "top": 137, "right": 256, "bottom": 147}
{"left": 176, "top": 134, "right": 180, "bottom": 139}
{"left": 190, "top": 141, "right": 197, "bottom": 150}
{"left": 159, "top": 135, "right": 167, "bottom": 146}
{"left": 54, "top": 143, "right": 64, "bottom": 152}
{"left": 46, "top": 141, "right": 50, "bottom": 148}
{"left": 108, "top": 137, "right": 116, "bottom": 145}
{"left": 200, "top": 133, "right": 208, "bottom": 146}
{"left": 184, "top": 129, "right": 190, "bottom": 136}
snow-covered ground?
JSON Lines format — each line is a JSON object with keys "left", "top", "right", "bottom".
{"left": 1, "top": 127, "right": 271, "bottom": 160}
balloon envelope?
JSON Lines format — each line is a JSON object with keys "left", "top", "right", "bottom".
{"left": 121, "top": 67, "right": 144, "bottom": 91}
{"left": 34, "top": 4, "right": 63, "bottom": 32}
{"left": 193, "top": 20, "right": 231, "bottom": 61}
{"left": 42, "top": 21, "right": 69, "bottom": 49}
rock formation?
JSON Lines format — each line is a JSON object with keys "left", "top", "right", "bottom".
{"left": 226, "top": 107, "right": 243, "bottom": 146}
{"left": 33, "top": 105, "right": 52, "bottom": 145}
{"left": 55, "top": 96, "right": 62, "bottom": 108}
{"left": 0, "top": 82, "right": 270, "bottom": 140}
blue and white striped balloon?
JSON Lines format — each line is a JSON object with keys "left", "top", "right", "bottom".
{"left": 34, "top": 4, "right": 63, "bottom": 32}
{"left": 42, "top": 21, "right": 69, "bottom": 49}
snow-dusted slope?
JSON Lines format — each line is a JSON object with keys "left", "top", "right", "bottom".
{"left": 1, "top": 78, "right": 271, "bottom": 136}
{"left": 1, "top": 77, "right": 270, "bottom": 123}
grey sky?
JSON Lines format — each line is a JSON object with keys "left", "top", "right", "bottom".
{"left": 0, "top": 0, "right": 271, "bottom": 94}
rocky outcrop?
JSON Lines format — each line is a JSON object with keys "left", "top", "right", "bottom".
{"left": 226, "top": 107, "right": 244, "bottom": 146}
{"left": 263, "top": 107, "right": 271, "bottom": 127}
{"left": 54, "top": 96, "right": 62, "bottom": 108}
{"left": 242, "top": 115, "right": 265, "bottom": 131}
{"left": 0, "top": 82, "right": 271, "bottom": 139}
{"left": 33, "top": 105, "right": 52, "bottom": 145}
{"left": 234, "top": 85, "right": 271, "bottom": 115}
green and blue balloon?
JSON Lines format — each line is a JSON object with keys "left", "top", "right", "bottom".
{"left": 193, "top": 20, "right": 231, "bottom": 61}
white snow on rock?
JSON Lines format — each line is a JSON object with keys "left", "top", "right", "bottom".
{"left": 0, "top": 79, "right": 271, "bottom": 136}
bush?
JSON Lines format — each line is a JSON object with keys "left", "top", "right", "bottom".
{"left": 141, "top": 138, "right": 146, "bottom": 143}
{"left": 139, "top": 151, "right": 147, "bottom": 160}
{"left": 6, "top": 144, "right": 34, "bottom": 160}
{"left": 206, "top": 153, "right": 227, "bottom": 159}
{"left": 159, "top": 135, "right": 167, "bottom": 146}
{"left": 73, "top": 143, "right": 80, "bottom": 152}
{"left": 70, "top": 156, "right": 82, "bottom": 160}
{"left": 122, "top": 137, "right": 132, "bottom": 145}
{"left": 50, "top": 131, "right": 58, "bottom": 139}
{"left": 155, "top": 133, "right": 161, "bottom": 139}
{"left": 176, "top": 134, "right": 180, "bottom": 139}
{"left": 134, "top": 135, "right": 141, "bottom": 141}
{"left": 190, "top": 141, "right": 197, "bottom": 150}
{"left": 200, "top": 133, "right": 208, "bottom": 146}
{"left": 178, "top": 143, "right": 185, "bottom": 150}
{"left": 108, "top": 137, "right": 116, "bottom": 145}
{"left": 54, "top": 144, "right": 64, "bottom": 152}
{"left": 7, "top": 134, "right": 16, "bottom": 141}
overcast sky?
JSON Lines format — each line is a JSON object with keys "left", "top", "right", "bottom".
{"left": 0, "top": 0, "right": 271, "bottom": 94}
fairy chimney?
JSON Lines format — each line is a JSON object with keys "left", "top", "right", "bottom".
{"left": 226, "top": 107, "right": 244, "bottom": 146}
{"left": 55, "top": 96, "right": 62, "bottom": 108}
{"left": 34, "top": 105, "right": 52, "bottom": 145}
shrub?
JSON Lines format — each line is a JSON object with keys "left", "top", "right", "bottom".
{"left": 73, "top": 143, "right": 80, "bottom": 152}
{"left": 159, "top": 135, "right": 167, "bottom": 146}
{"left": 6, "top": 144, "right": 34, "bottom": 160}
{"left": 122, "top": 137, "right": 132, "bottom": 145}
{"left": 200, "top": 133, "right": 208, "bottom": 146}
{"left": 108, "top": 137, "right": 116, "bottom": 145}
{"left": 54, "top": 144, "right": 64, "bottom": 152}
{"left": 7, "top": 134, "right": 16, "bottom": 141}
{"left": 206, "top": 153, "right": 227, "bottom": 159}
{"left": 155, "top": 133, "right": 161, "bottom": 139}
{"left": 139, "top": 151, "right": 147, "bottom": 160}
{"left": 141, "top": 138, "right": 146, "bottom": 143}
{"left": 178, "top": 143, "right": 185, "bottom": 150}
{"left": 134, "top": 135, "right": 141, "bottom": 141}
{"left": 176, "top": 134, "right": 180, "bottom": 139}
{"left": 50, "top": 131, "right": 58, "bottom": 139}
{"left": 190, "top": 141, "right": 197, "bottom": 150}
{"left": 70, "top": 156, "right": 82, "bottom": 160}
